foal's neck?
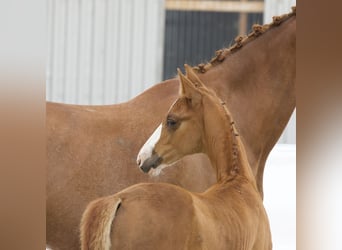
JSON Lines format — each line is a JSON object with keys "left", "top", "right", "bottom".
{"left": 205, "top": 103, "right": 255, "bottom": 186}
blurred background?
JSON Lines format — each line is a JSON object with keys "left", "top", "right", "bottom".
{"left": 45, "top": 0, "right": 295, "bottom": 145}
{"left": 45, "top": 1, "right": 295, "bottom": 249}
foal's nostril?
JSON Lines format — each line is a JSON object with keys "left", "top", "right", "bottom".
{"left": 138, "top": 154, "right": 162, "bottom": 174}
{"left": 140, "top": 164, "right": 151, "bottom": 173}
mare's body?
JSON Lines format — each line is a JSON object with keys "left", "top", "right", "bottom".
{"left": 47, "top": 10, "right": 295, "bottom": 249}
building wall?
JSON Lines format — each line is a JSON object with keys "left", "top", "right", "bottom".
{"left": 46, "top": 0, "right": 165, "bottom": 104}
{"left": 264, "top": 0, "right": 296, "bottom": 23}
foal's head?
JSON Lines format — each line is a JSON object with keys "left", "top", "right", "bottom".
{"left": 137, "top": 65, "right": 232, "bottom": 175}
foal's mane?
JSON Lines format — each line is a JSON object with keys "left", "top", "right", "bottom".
{"left": 220, "top": 100, "right": 241, "bottom": 177}
{"left": 203, "top": 87, "right": 242, "bottom": 178}
{"left": 192, "top": 6, "right": 296, "bottom": 73}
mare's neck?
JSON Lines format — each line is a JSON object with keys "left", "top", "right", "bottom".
{"left": 201, "top": 14, "right": 296, "bottom": 196}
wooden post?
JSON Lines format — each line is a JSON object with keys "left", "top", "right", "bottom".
{"left": 238, "top": 0, "right": 247, "bottom": 35}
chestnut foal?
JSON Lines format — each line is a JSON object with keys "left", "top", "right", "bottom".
{"left": 80, "top": 68, "right": 271, "bottom": 250}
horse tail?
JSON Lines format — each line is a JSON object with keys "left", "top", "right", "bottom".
{"left": 80, "top": 196, "right": 122, "bottom": 250}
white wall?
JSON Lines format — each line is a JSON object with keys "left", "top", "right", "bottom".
{"left": 277, "top": 109, "right": 296, "bottom": 144}
{"left": 264, "top": 0, "right": 296, "bottom": 23}
{"left": 264, "top": 144, "right": 296, "bottom": 250}
{"left": 46, "top": 0, "right": 165, "bottom": 104}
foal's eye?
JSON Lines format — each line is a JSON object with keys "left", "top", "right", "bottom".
{"left": 166, "top": 118, "right": 178, "bottom": 129}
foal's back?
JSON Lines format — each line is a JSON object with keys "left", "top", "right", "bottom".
{"left": 81, "top": 180, "right": 271, "bottom": 250}
{"left": 82, "top": 183, "right": 196, "bottom": 250}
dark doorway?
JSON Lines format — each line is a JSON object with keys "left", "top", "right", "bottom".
{"left": 163, "top": 10, "right": 263, "bottom": 80}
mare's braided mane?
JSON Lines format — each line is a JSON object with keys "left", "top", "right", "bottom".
{"left": 193, "top": 6, "right": 296, "bottom": 73}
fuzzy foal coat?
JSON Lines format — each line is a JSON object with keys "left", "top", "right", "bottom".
{"left": 81, "top": 180, "right": 270, "bottom": 250}
{"left": 80, "top": 71, "right": 272, "bottom": 250}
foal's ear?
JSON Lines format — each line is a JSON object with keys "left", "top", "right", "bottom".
{"left": 177, "top": 68, "right": 202, "bottom": 107}
{"left": 184, "top": 64, "right": 205, "bottom": 88}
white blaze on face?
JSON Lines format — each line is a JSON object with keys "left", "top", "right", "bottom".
{"left": 137, "top": 124, "right": 162, "bottom": 167}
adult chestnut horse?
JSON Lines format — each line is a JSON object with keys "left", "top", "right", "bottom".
{"left": 81, "top": 69, "right": 272, "bottom": 250}
{"left": 47, "top": 8, "right": 295, "bottom": 249}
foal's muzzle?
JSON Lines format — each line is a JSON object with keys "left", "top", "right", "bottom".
{"left": 138, "top": 153, "right": 162, "bottom": 173}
